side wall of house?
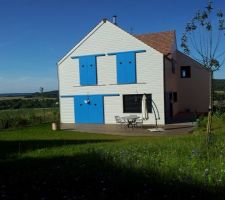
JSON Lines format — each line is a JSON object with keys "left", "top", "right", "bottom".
{"left": 58, "top": 21, "right": 165, "bottom": 126}
{"left": 176, "top": 51, "right": 210, "bottom": 113}
{"left": 164, "top": 57, "right": 179, "bottom": 117}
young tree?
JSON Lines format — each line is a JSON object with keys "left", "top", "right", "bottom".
{"left": 40, "top": 87, "right": 44, "bottom": 98}
{"left": 39, "top": 87, "right": 45, "bottom": 121}
{"left": 181, "top": 1, "right": 225, "bottom": 140}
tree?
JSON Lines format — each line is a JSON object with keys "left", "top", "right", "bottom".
{"left": 39, "top": 87, "right": 45, "bottom": 121}
{"left": 181, "top": 1, "right": 225, "bottom": 141}
{"left": 40, "top": 87, "right": 44, "bottom": 98}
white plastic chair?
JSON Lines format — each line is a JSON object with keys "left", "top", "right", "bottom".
{"left": 135, "top": 118, "right": 143, "bottom": 128}
{"left": 115, "top": 116, "right": 127, "bottom": 127}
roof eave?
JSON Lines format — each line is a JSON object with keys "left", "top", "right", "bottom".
{"left": 57, "top": 19, "right": 107, "bottom": 65}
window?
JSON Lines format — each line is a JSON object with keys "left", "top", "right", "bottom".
{"left": 123, "top": 94, "right": 152, "bottom": 113}
{"left": 173, "top": 92, "right": 177, "bottom": 102}
{"left": 169, "top": 92, "right": 173, "bottom": 101}
{"left": 180, "top": 66, "right": 191, "bottom": 78}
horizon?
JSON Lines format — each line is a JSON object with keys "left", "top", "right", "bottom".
{"left": 1, "top": 78, "right": 225, "bottom": 95}
{"left": 0, "top": 0, "right": 225, "bottom": 93}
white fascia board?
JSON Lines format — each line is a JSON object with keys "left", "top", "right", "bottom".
{"left": 58, "top": 20, "right": 106, "bottom": 65}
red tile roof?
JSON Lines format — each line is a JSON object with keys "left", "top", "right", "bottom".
{"left": 135, "top": 30, "right": 176, "bottom": 57}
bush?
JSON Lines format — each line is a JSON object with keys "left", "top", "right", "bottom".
{"left": 0, "top": 108, "right": 59, "bottom": 130}
{"left": 197, "top": 115, "right": 208, "bottom": 128}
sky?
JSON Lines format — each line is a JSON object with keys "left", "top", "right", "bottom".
{"left": 0, "top": 0, "right": 225, "bottom": 93}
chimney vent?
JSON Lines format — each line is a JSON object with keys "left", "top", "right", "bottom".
{"left": 112, "top": 15, "right": 117, "bottom": 25}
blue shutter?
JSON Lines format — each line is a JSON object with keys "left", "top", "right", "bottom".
{"left": 74, "top": 95, "right": 104, "bottom": 124}
{"left": 79, "top": 57, "right": 88, "bottom": 86}
{"left": 72, "top": 54, "right": 105, "bottom": 86}
{"left": 79, "top": 56, "right": 97, "bottom": 85}
{"left": 88, "top": 95, "right": 104, "bottom": 123}
{"left": 74, "top": 96, "right": 90, "bottom": 123}
{"left": 117, "top": 52, "right": 136, "bottom": 84}
{"left": 108, "top": 50, "right": 145, "bottom": 84}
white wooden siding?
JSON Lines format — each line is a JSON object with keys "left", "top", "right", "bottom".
{"left": 60, "top": 98, "right": 74, "bottom": 123}
{"left": 104, "top": 96, "right": 122, "bottom": 123}
{"left": 58, "top": 20, "right": 165, "bottom": 125}
{"left": 104, "top": 95, "right": 164, "bottom": 124}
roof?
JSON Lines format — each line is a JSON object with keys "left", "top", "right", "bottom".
{"left": 134, "top": 30, "right": 176, "bottom": 57}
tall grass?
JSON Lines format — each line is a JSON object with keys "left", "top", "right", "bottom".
{"left": 0, "top": 108, "right": 59, "bottom": 130}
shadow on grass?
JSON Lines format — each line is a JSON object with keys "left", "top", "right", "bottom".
{"left": 0, "top": 152, "right": 224, "bottom": 200}
{"left": 0, "top": 139, "right": 119, "bottom": 159}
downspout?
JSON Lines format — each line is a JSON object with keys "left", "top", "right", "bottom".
{"left": 163, "top": 55, "right": 166, "bottom": 124}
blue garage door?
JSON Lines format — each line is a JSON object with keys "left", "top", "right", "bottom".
{"left": 74, "top": 95, "right": 104, "bottom": 124}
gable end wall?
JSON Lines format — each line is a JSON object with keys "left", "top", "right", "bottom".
{"left": 58, "top": 21, "right": 166, "bottom": 125}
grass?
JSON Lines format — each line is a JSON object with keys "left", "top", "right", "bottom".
{"left": 0, "top": 118, "right": 225, "bottom": 199}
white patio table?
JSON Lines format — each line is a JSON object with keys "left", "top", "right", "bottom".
{"left": 123, "top": 115, "right": 140, "bottom": 128}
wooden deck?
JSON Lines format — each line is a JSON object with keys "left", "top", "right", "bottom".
{"left": 70, "top": 122, "right": 196, "bottom": 136}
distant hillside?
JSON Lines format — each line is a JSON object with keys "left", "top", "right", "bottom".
{"left": 0, "top": 90, "right": 59, "bottom": 98}
{"left": 26, "top": 90, "right": 59, "bottom": 98}
{"left": 0, "top": 93, "right": 31, "bottom": 97}
{"left": 214, "top": 79, "right": 225, "bottom": 91}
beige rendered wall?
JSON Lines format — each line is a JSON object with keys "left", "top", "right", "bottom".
{"left": 164, "top": 57, "right": 179, "bottom": 116}
{"left": 176, "top": 51, "right": 210, "bottom": 113}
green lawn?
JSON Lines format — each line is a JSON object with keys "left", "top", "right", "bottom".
{"left": 0, "top": 119, "right": 225, "bottom": 199}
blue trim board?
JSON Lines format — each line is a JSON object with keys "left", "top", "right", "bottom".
{"left": 61, "top": 94, "right": 120, "bottom": 98}
{"left": 108, "top": 50, "right": 146, "bottom": 56}
{"left": 71, "top": 53, "right": 105, "bottom": 59}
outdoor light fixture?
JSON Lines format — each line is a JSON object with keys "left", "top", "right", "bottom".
{"left": 84, "top": 98, "right": 90, "bottom": 104}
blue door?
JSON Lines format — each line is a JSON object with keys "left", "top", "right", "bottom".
{"left": 74, "top": 95, "right": 104, "bottom": 124}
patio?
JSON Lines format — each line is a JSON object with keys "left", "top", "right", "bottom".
{"left": 71, "top": 122, "right": 196, "bottom": 136}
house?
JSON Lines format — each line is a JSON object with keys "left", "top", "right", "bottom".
{"left": 57, "top": 19, "right": 210, "bottom": 129}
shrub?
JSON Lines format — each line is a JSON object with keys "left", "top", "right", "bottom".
{"left": 197, "top": 116, "right": 208, "bottom": 128}
{"left": 0, "top": 108, "right": 59, "bottom": 130}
